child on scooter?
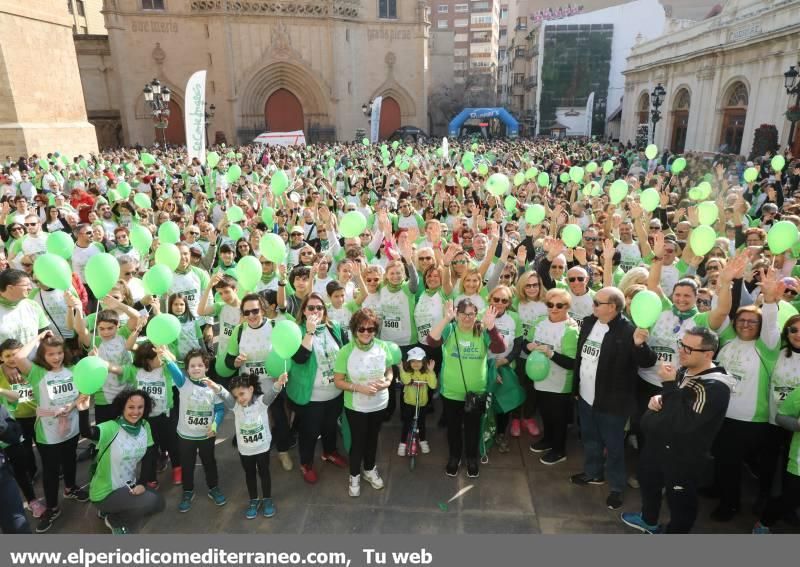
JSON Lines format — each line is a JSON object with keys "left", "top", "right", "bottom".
{"left": 397, "top": 347, "right": 437, "bottom": 456}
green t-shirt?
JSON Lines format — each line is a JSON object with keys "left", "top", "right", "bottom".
{"left": 777, "top": 388, "right": 800, "bottom": 476}
{"left": 89, "top": 419, "right": 154, "bottom": 502}
{"left": 439, "top": 324, "right": 490, "bottom": 402}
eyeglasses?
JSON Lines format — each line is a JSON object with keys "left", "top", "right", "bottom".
{"left": 452, "top": 260, "right": 468, "bottom": 265}
{"left": 551, "top": 265, "right": 565, "bottom": 270}
{"left": 525, "top": 282, "right": 540, "bottom": 289}
{"left": 677, "top": 340, "right": 713, "bottom": 354}
{"left": 458, "top": 311, "right": 477, "bottom": 318}
{"left": 242, "top": 308, "right": 261, "bottom": 316}
{"left": 789, "top": 327, "right": 800, "bottom": 334}
{"left": 568, "top": 276, "right": 586, "bottom": 282}
{"left": 583, "top": 237, "right": 598, "bottom": 242}
{"left": 736, "top": 318, "right": 760, "bottom": 327}
{"left": 546, "top": 302, "right": 567, "bottom": 309}
{"left": 301, "top": 251, "right": 314, "bottom": 256}
{"left": 491, "top": 297, "right": 510, "bottom": 304}
{"left": 189, "top": 231, "right": 200, "bottom": 236}
{"left": 365, "top": 278, "right": 380, "bottom": 283}
{"left": 357, "top": 326, "right": 377, "bottom": 334}
{"left": 418, "top": 256, "right": 434, "bottom": 261}
{"left": 305, "top": 305, "right": 324, "bottom": 311}
{"left": 592, "top": 299, "right": 613, "bottom": 307}
{"left": 696, "top": 299, "right": 711, "bottom": 307}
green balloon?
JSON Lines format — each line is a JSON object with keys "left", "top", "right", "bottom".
{"left": 85, "top": 253, "right": 120, "bottom": 298}
{"left": 73, "top": 356, "right": 109, "bottom": 395}
{"left": 405, "top": 147, "right": 413, "bottom": 157}
{"left": 133, "top": 193, "right": 151, "bottom": 210}
{"left": 767, "top": 221, "right": 800, "bottom": 254}
{"left": 504, "top": 196, "right": 517, "bottom": 212}
{"left": 486, "top": 173, "right": 510, "bottom": 196}
{"left": 382, "top": 158, "right": 391, "bottom": 167}
{"left": 259, "top": 233, "right": 286, "bottom": 263}
{"left": 609, "top": 179, "right": 629, "bottom": 204}
{"left": 630, "top": 290, "right": 662, "bottom": 329}
{"left": 142, "top": 265, "right": 174, "bottom": 296}
{"left": 387, "top": 341, "right": 402, "bottom": 366}
{"left": 559, "top": 172, "right": 570, "bottom": 183}
{"left": 157, "top": 221, "right": 180, "bottom": 245}
{"left": 116, "top": 181, "right": 132, "bottom": 199}
{"left": 478, "top": 163, "right": 489, "bottom": 176}
{"left": 514, "top": 172, "right": 526, "bottom": 186}
{"left": 33, "top": 253, "right": 72, "bottom": 291}
{"left": 146, "top": 313, "right": 181, "bottom": 346}
{"left": 207, "top": 151, "right": 220, "bottom": 168}
{"left": 340, "top": 211, "right": 367, "bottom": 238}
{"left": 778, "top": 300, "right": 799, "bottom": 329}
{"left": 561, "top": 224, "right": 582, "bottom": 248}
{"left": 586, "top": 161, "right": 598, "bottom": 173}
{"left": 462, "top": 159, "right": 474, "bottom": 173}
{"left": 471, "top": 142, "right": 478, "bottom": 151}
{"left": 38, "top": 158, "right": 50, "bottom": 171}
{"left": 640, "top": 188, "right": 660, "bottom": 212}
{"left": 671, "top": 157, "right": 687, "bottom": 174}
{"left": 525, "top": 204, "right": 546, "bottom": 225}
{"left": 154, "top": 243, "right": 180, "bottom": 271}
{"left": 265, "top": 349, "right": 292, "bottom": 378}
{"left": 140, "top": 153, "right": 156, "bottom": 166}
{"left": 46, "top": 231, "right": 75, "bottom": 260}
{"left": 743, "top": 167, "right": 758, "bottom": 183}
{"left": 698, "top": 201, "right": 719, "bottom": 226}
{"left": 130, "top": 224, "right": 153, "bottom": 254}
{"left": 461, "top": 151, "right": 475, "bottom": 165}
{"left": 60, "top": 155, "right": 70, "bottom": 165}
{"left": 589, "top": 181, "right": 603, "bottom": 197}
{"left": 271, "top": 170, "right": 290, "bottom": 195}
{"left": 227, "top": 205, "right": 245, "bottom": 223}
{"left": 459, "top": 177, "right": 470, "bottom": 188}
{"left": 362, "top": 138, "right": 369, "bottom": 146}
{"left": 380, "top": 144, "right": 388, "bottom": 154}
{"left": 392, "top": 141, "right": 400, "bottom": 150}
{"left": 226, "top": 165, "right": 242, "bottom": 184}
{"left": 399, "top": 160, "right": 410, "bottom": 171}
{"left": 235, "top": 255, "right": 262, "bottom": 291}
{"left": 688, "top": 187, "right": 703, "bottom": 201}
{"left": 697, "top": 181, "right": 712, "bottom": 200}
{"left": 228, "top": 224, "right": 244, "bottom": 241}
{"left": 78, "top": 159, "right": 88, "bottom": 170}
{"left": 537, "top": 172, "right": 550, "bottom": 187}
{"left": 526, "top": 351, "right": 550, "bottom": 382}
{"left": 226, "top": 151, "right": 236, "bottom": 159}
{"left": 645, "top": 144, "right": 658, "bottom": 160}
{"left": 569, "top": 166, "right": 584, "bottom": 184}
{"left": 689, "top": 225, "right": 717, "bottom": 256}
{"left": 272, "top": 320, "right": 303, "bottom": 358}
{"left": 772, "top": 155, "right": 786, "bottom": 172}
{"left": 525, "top": 167, "right": 538, "bottom": 180}
{"left": 602, "top": 160, "right": 614, "bottom": 174}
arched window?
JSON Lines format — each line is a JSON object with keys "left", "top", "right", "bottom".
{"left": 637, "top": 92, "right": 650, "bottom": 124}
{"left": 726, "top": 83, "right": 749, "bottom": 107}
{"left": 719, "top": 81, "right": 748, "bottom": 154}
{"left": 379, "top": 0, "right": 397, "bottom": 19}
{"left": 670, "top": 89, "right": 690, "bottom": 153}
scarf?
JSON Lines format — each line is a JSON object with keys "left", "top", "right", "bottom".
{"left": 672, "top": 305, "right": 698, "bottom": 322}
{"left": 117, "top": 416, "right": 142, "bottom": 437}
{"left": 354, "top": 339, "right": 375, "bottom": 351}
{"left": 386, "top": 282, "right": 403, "bottom": 293}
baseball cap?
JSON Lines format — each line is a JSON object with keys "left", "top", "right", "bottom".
{"left": 406, "top": 347, "right": 426, "bottom": 362}
{"left": 290, "top": 225, "right": 304, "bottom": 234}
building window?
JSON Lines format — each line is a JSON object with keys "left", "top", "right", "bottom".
{"left": 67, "top": 0, "right": 73, "bottom": 14}
{"left": 454, "top": 33, "right": 468, "bottom": 42}
{"left": 454, "top": 18, "right": 469, "bottom": 27}
{"left": 515, "top": 47, "right": 526, "bottom": 57}
{"left": 378, "top": 0, "right": 397, "bottom": 19}
{"left": 438, "top": 4, "right": 449, "bottom": 13}
{"left": 514, "top": 73, "right": 525, "bottom": 85}
{"left": 455, "top": 4, "right": 469, "bottom": 12}
{"left": 76, "top": 0, "right": 85, "bottom": 16}
{"left": 437, "top": 20, "right": 448, "bottom": 28}
{"left": 454, "top": 48, "right": 468, "bottom": 57}
{"left": 500, "top": 7, "right": 509, "bottom": 19}
{"left": 472, "top": 2, "right": 489, "bottom": 10}
{"left": 141, "top": 0, "right": 166, "bottom": 9}
{"left": 470, "top": 13, "right": 493, "bottom": 25}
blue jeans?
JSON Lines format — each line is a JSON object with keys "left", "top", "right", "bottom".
{"left": 0, "top": 460, "right": 30, "bottom": 533}
{"left": 577, "top": 398, "right": 627, "bottom": 493}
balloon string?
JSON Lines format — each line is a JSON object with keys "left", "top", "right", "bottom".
{"left": 90, "top": 301, "right": 101, "bottom": 349}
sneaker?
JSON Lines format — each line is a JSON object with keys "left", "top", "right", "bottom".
{"left": 606, "top": 491, "right": 623, "bottom": 510}
{"left": 539, "top": 450, "right": 566, "bottom": 466}
{"left": 495, "top": 434, "right": 510, "bottom": 454}
{"left": 321, "top": 451, "right": 347, "bottom": 468}
{"left": 397, "top": 443, "right": 407, "bottom": 456}
{"left": 621, "top": 512, "right": 661, "bottom": 534}
{"left": 466, "top": 459, "right": 479, "bottom": 478}
{"left": 178, "top": 491, "right": 194, "bottom": 513}
{"left": 445, "top": 457, "right": 460, "bottom": 477}
{"left": 278, "top": 451, "right": 293, "bottom": 471}
{"left": 529, "top": 440, "right": 552, "bottom": 453}
{"left": 570, "top": 473, "right": 605, "bottom": 486}
{"left": 419, "top": 440, "right": 430, "bottom": 454}
{"left": 35, "top": 507, "right": 61, "bottom": 533}
{"left": 103, "top": 515, "right": 128, "bottom": 535}
{"left": 300, "top": 464, "right": 318, "bottom": 484}
{"left": 172, "top": 466, "right": 182, "bottom": 486}
{"left": 710, "top": 505, "right": 738, "bottom": 522}
{"left": 245, "top": 499, "right": 260, "bottom": 520}
{"left": 510, "top": 418, "right": 521, "bottom": 438}
{"left": 28, "top": 498, "right": 47, "bottom": 519}
{"left": 752, "top": 521, "right": 771, "bottom": 534}
{"left": 362, "top": 467, "right": 385, "bottom": 490}
{"left": 524, "top": 418, "right": 541, "bottom": 437}
{"left": 146, "top": 481, "right": 159, "bottom": 490}
{"left": 64, "top": 486, "right": 89, "bottom": 502}
{"left": 208, "top": 486, "right": 227, "bottom": 506}
{"left": 627, "top": 476, "right": 640, "bottom": 489}
{"left": 627, "top": 434, "right": 639, "bottom": 450}
{"left": 349, "top": 475, "right": 361, "bottom": 497}
{"left": 262, "top": 497, "right": 276, "bottom": 518}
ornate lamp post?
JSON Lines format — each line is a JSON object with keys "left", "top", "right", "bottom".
{"left": 784, "top": 63, "right": 800, "bottom": 147}
{"left": 204, "top": 103, "right": 216, "bottom": 145}
{"left": 143, "top": 78, "right": 171, "bottom": 148}
{"left": 593, "top": 97, "right": 607, "bottom": 137}
{"left": 649, "top": 83, "right": 666, "bottom": 145}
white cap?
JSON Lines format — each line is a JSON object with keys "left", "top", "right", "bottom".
{"left": 406, "top": 347, "right": 426, "bottom": 362}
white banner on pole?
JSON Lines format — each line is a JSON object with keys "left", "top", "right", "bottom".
{"left": 370, "top": 96, "right": 383, "bottom": 143}
{"left": 442, "top": 137, "right": 449, "bottom": 161}
{"left": 585, "top": 91, "right": 595, "bottom": 137}
{"left": 185, "top": 70, "right": 207, "bottom": 165}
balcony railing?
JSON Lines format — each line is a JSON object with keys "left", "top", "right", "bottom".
{"left": 525, "top": 76, "right": 538, "bottom": 89}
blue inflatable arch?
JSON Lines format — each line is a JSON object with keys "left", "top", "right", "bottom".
{"left": 447, "top": 107, "right": 520, "bottom": 138}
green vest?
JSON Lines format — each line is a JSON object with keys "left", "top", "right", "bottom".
{"left": 286, "top": 322, "right": 344, "bottom": 405}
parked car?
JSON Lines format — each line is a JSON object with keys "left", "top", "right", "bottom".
{"left": 388, "top": 126, "right": 428, "bottom": 143}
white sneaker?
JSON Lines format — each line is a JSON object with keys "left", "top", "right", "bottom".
{"left": 362, "top": 467, "right": 385, "bottom": 490}
{"left": 348, "top": 475, "right": 361, "bottom": 497}
{"left": 419, "top": 441, "right": 430, "bottom": 454}
{"left": 397, "top": 443, "right": 407, "bottom": 456}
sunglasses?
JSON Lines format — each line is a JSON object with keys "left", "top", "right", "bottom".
{"left": 357, "top": 326, "right": 377, "bottom": 334}
{"left": 189, "top": 231, "right": 200, "bottom": 236}
{"left": 242, "top": 308, "right": 261, "bottom": 316}
{"left": 301, "top": 251, "right": 314, "bottom": 256}
{"left": 592, "top": 299, "right": 613, "bottom": 307}
{"left": 10, "top": 227, "right": 23, "bottom": 232}
{"left": 305, "top": 305, "right": 324, "bottom": 311}
{"left": 418, "top": 256, "right": 434, "bottom": 261}
{"left": 500, "top": 273, "right": 514, "bottom": 279}
{"left": 583, "top": 237, "right": 598, "bottom": 242}
{"left": 551, "top": 265, "right": 565, "bottom": 270}
{"left": 452, "top": 260, "right": 468, "bottom": 265}
{"left": 366, "top": 278, "right": 380, "bottom": 283}
{"left": 24, "top": 222, "right": 38, "bottom": 227}
{"left": 677, "top": 340, "right": 713, "bottom": 354}
{"left": 696, "top": 299, "right": 711, "bottom": 307}
{"left": 491, "top": 297, "right": 510, "bottom": 304}
{"left": 736, "top": 319, "right": 760, "bottom": 327}
{"left": 525, "top": 283, "right": 540, "bottom": 289}
{"left": 546, "top": 302, "right": 567, "bottom": 309}
{"left": 568, "top": 276, "right": 586, "bottom": 282}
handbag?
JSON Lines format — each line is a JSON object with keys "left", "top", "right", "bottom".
{"left": 452, "top": 324, "right": 487, "bottom": 415}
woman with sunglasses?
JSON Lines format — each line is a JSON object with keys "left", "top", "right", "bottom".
{"left": 354, "top": 264, "right": 383, "bottom": 311}
{"left": 704, "top": 272, "right": 782, "bottom": 522}
{"left": 332, "top": 308, "right": 394, "bottom": 497}
{"left": 234, "top": 238, "right": 254, "bottom": 262}
{"left": 427, "top": 298, "right": 505, "bottom": 479}
{"left": 225, "top": 293, "right": 294, "bottom": 472}
{"left": 523, "top": 288, "right": 579, "bottom": 465}
{"left": 289, "top": 294, "right": 348, "bottom": 484}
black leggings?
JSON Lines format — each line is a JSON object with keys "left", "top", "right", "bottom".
{"left": 711, "top": 418, "right": 769, "bottom": 510}
{"left": 760, "top": 470, "right": 800, "bottom": 527}
{"left": 443, "top": 397, "right": 481, "bottom": 461}
{"left": 345, "top": 408, "right": 384, "bottom": 477}
{"left": 37, "top": 434, "right": 80, "bottom": 509}
{"left": 17, "top": 416, "right": 37, "bottom": 479}
{"left": 536, "top": 390, "right": 571, "bottom": 454}
{"left": 178, "top": 437, "right": 218, "bottom": 492}
{"left": 269, "top": 390, "right": 292, "bottom": 452}
{"left": 294, "top": 396, "right": 343, "bottom": 466}
{"left": 239, "top": 450, "right": 271, "bottom": 500}
{"left": 4, "top": 443, "right": 37, "bottom": 502}
{"left": 148, "top": 413, "right": 180, "bottom": 471}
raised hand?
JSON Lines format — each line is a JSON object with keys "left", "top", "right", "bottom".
{"left": 481, "top": 304, "right": 497, "bottom": 330}
{"left": 657, "top": 362, "right": 676, "bottom": 383}
{"left": 444, "top": 300, "right": 456, "bottom": 321}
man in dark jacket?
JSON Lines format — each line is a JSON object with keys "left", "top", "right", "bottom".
{"left": 571, "top": 286, "right": 656, "bottom": 510}
{"left": 0, "top": 404, "right": 31, "bottom": 533}
{"left": 621, "top": 326, "right": 734, "bottom": 534}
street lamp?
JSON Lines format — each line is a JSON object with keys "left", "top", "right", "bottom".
{"left": 204, "top": 103, "right": 216, "bottom": 145}
{"left": 143, "top": 78, "right": 171, "bottom": 148}
{"left": 650, "top": 83, "right": 666, "bottom": 145}
{"left": 593, "top": 97, "right": 607, "bottom": 137}
{"left": 784, "top": 63, "right": 800, "bottom": 147}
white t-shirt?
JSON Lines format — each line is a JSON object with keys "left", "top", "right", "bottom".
{"left": 579, "top": 321, "right": 609, "bottom": 405}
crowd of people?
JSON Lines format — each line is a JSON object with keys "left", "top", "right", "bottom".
{"left": 0, "top": 137, "right": 799, "bottom": 536}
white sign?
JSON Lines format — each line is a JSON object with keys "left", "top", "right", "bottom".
{"left": 370, "top": 96, "right": 383, "bottom": 144}
{"left": 585, "top": 92, "right": 595, "bottom": 137}
{"left": 253, "top": 131, "right": 307, "bottom": 147}
{"left": 184, "top": 70, "right": 207, "bottom": 165}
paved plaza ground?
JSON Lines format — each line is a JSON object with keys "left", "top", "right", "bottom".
{"left": 36, "top": 407, "right": 794, "bottom": 535}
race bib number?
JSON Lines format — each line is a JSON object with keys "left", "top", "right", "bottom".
{"left": 242, "top": 432, "right": 263, "bottom": 444}
{"left": 47, "top": 380, "right": 75, "bottom": 403}
{"left": 774, "top": 386, "right": 794, "bottom": 402}
{"left": 244, "top": 363, "right": 267, "bottom": 376}
{"left": 12, "top": 383, "right": 33, "bottom": 404}
{"left": 142, "top": 385, "right": 164, "bottom": 397}
{"left": 653, "top": 347, "right": 674, "bottom": 363}
{"left": 383, "top": 318, "right": 400, "bottom": 329}
{"left": 223, "top": 325, "right": 234, "bottom": 337}
{"left": 185, "top": 412, "right": 211, "bottom": 427}
{"left": 581, "top": 341, "right": 600, "bottom": 359}
{"left": 418, "top": 323, "right": 431, "bottom": 338}
{"left": 240, "top": 424, "right": 265, "bottom": 445}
